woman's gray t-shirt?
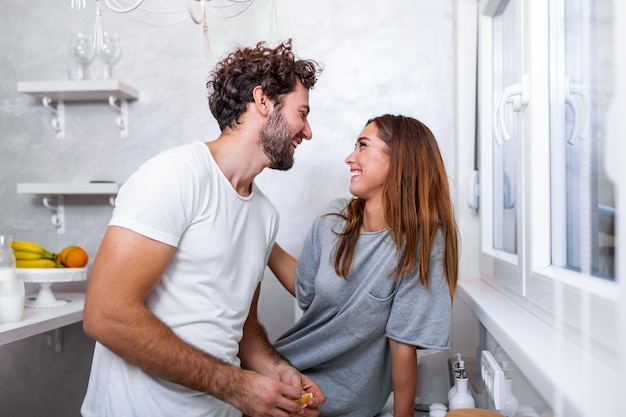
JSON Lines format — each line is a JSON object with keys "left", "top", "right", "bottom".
{"left": 274, "top": 198, "right": 452, "bottom": 417}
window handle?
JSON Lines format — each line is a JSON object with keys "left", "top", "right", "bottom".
{"left": 565, "top": 79, "right": 584, "bottom": 145}
{"left": 493, "top": 76, "right": 530, "bottom": 145}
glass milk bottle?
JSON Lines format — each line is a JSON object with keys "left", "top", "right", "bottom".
{"left": 0, "top": 235, "right": 25, "bottom": 323}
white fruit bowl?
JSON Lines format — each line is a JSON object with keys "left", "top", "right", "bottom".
{"left": 16, "top": 267, "right": 87, "bottom": 308}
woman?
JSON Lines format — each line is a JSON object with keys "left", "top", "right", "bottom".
{"left": 269, "top": 114, "right": 459, "bottom": 417}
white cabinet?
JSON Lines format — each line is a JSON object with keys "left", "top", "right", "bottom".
{"left": 17, "top": 80, "right": 139, "bottom": 138}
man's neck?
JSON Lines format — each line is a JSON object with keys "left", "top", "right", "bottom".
{"left": 205, "top": 130, "right": 266, "bottom": 197}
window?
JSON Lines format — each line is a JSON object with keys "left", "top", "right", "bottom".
{"left": 477, "top": 0, "right": 618, "bottom": 370}
{"left": 467, "top": 0, "right": 623, "bottom": 415}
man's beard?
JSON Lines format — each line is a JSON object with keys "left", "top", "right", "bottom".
{"left": 259, "top": 106, "right": 295, "bottom": 171}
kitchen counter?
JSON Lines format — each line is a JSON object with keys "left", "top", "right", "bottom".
{"left": 377, "top": 410, "right": 429, "bottom": 417}
{"left": 0, "top": 292, "right": 85, "bottom": 345}
{"left": 376, "top": 394, "right": 431, "bottom": 417}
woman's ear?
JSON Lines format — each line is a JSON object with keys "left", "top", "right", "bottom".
{"left": 252, "top": 86, "right": 271, "bottom": 117}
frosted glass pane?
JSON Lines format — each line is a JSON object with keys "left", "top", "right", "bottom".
{"left": 492, "top": 0, "right": 518, "bottom": 254}
{"left": 550, "top": 0, "right": 615, "bottom": 280}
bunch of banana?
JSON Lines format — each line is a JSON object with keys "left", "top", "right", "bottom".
{"left": 11, "top": 241, "right": 58, "bottom": 268}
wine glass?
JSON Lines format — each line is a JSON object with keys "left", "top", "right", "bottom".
{"left": 99, "top": 32, "right": 121, "bottom": 80}
{"left": 68, "top": 32, "right": 95, "bottom": 80}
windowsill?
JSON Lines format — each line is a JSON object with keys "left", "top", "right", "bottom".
{"left": 457, "top": 278, "right": 617, "bottom": 417}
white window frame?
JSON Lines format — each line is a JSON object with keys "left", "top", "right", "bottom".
{"left": 478, "top": 0, "right": 525, "bottom": 296}
{"left": 478, "top": 0, "right": 619, "bottom": 349}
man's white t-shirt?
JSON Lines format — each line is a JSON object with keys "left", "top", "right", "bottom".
{"left": 81, "top": 141, "right": 279, "bottom": 417}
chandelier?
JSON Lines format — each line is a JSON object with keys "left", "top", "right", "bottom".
{"left": 70, "top": 0, "right": 261, "bottom": 59}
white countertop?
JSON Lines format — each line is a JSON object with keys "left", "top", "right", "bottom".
{"left": 0, "top": 292, "right": 85, "bottom": 345}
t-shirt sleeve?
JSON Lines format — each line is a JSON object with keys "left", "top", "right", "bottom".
{"left": 294, "top": 198, "right": 348, "bottom": 311}
{"left": 110, "top": 153, "right": 199, "bottom": 248}
{"left": 386, "top": 232, "right": 452, "bottom": 349}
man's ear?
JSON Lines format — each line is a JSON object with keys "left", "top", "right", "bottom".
{"left": 252, "top": 86, "right": 271, "bottom": 117}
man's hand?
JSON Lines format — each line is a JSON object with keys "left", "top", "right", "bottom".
{"left": 238, "top": 368, "right": 325, "bottom": 417}
{"left": 275, "top": 364, "right": 325, "bottom": 416}
{"left": 227, "top": 369, "right": 309, "bottom": 417}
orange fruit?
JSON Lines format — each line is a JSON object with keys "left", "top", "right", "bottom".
{"left": 294, "top": 392, "right": 312, "bottom": 407}
{"left": 57, "top": 245, "right": 79, "bottom": 264}
{"left": 64, "top": 247, "right": 89, "bottom": 268}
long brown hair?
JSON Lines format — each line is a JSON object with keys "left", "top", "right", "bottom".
{"left": 333, "top": 114, "right": 458, "bottom": 299}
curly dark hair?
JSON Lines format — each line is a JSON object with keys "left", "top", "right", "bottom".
{"left": 206, "top": 39, "right": 322, "bottom": 131}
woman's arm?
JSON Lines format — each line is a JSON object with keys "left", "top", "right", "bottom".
{"left": 389, "top": 338, "right": 417, "bottom": 417}
{"left": 267, "top": 242, "right": 297, "bottom": 296}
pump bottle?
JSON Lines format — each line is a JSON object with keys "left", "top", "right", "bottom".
{"left": 448, "top": 353, "right": 475, "bottom": 410}
{"left": 447, "top": 353, "right": 463, "bottom": 401}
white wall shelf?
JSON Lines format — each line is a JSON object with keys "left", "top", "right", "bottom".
{"left": 17, "top": 182, "right": 120, "bottom": 234}
{"left": 17, "top": 182, "right": 120, "bottom": 195}
{"left": 0, "top": 292, "right": 85, "bottom": 347}
{"left": 17, "top": 80, "right": 139, "bottom": 138}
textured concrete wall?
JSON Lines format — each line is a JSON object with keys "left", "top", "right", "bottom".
{"left": 0, "top": 1, "right": 454, "bottom": 415}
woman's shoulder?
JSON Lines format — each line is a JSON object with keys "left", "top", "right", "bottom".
{"left": 309, "top": 197, "right": 351, "bottom": 234}
{"left": 322, "top": 197, "right": 352, "bottom": 215}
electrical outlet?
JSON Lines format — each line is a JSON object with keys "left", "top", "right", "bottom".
{"left": 481, "top": 350, "right": 506, "bottom": 410}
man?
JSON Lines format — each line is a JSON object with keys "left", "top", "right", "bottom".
{"left": 81, "top": 40, "right": 324, "bottom": 417}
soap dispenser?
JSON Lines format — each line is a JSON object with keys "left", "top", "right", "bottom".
{"left": 447, "top": 353, "right": 463, "bottom": 401}
{"left": 448, "top": 355, "right": 475, "bottom": 410}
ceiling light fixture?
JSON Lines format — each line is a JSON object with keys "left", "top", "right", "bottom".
{"left": 71, "top": 0, "right": 257, "bottom": 60}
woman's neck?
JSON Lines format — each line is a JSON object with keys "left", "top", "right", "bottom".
{"left": 360, "top": 199, "right": 387, "bottom": 232}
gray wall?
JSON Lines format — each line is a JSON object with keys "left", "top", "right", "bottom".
{"left": 0, "top": 1, "right": 455, "bottom": 415}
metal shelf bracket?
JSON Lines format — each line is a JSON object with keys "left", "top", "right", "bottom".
{"left": 108, "top": 95, "right": 129, "bottom": 137}
{"left": 42, "top": 96, "right": 65, "bottom": 139}
{"left": 42, "top": 195, "right": 65, "bottom": 234}
{"left": 47, "top": 328, "right": 64, "bottom": 353}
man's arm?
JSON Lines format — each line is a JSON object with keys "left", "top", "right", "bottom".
{"left": 239, "top": 285, "right": 325, "bottom": 415}
{"left": 83, "top": 225, "right": 305, "bottom": 416}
